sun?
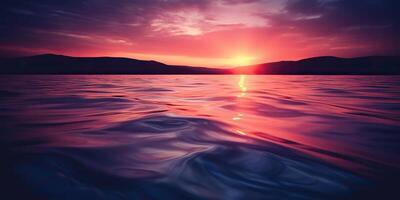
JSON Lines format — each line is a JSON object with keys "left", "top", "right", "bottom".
{"left": 229, "top": 55, "right": 255, "bottom": 66}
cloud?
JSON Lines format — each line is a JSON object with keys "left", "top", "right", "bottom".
{"left": 0, "top": 0, "right": 398, "bottom": 65}
{"left": 262, "top": 0, "right": 399, "bottom": 55}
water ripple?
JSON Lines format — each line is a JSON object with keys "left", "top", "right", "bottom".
{"left": 0, "top": 75, "right": 399, "bottom": 200}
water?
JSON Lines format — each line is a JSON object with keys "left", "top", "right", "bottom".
{"left": 0, "top": 75, "right": 399, "bottom": 200}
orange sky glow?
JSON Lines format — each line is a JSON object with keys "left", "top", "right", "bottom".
{"left": 0, "top": 0, "right": 398, "bottom": 67}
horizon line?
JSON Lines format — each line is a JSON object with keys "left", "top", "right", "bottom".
{"left": 3, "top": 53, "right": 400, "bottom": 69}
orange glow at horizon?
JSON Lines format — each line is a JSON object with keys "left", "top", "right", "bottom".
{"left": 109, "top": 52, "right": 259, "bottom": 68}
{"left": 229, "top": 55, "right": 256, "bottom": 66}
{"left": 3, "top": 0, "right": 395, "bottom": 68}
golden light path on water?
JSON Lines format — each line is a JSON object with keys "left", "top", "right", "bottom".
{"left": 237, "top": 74, "right": 247, "bottom": 97}
{"left": 234, "top": 75, "right": 247, "bottom": 135}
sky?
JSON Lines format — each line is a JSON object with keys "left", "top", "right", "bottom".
{"left": 0, "top": 0, "right": 399, "bottom": 67}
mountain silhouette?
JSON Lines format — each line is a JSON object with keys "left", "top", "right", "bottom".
{"left": 0, "top": 54, "right": 226, "bottom": 74}
{"left": 235, "top": 56, "right": 400, "bottom": 75}
{"left": 0, "top": 54, "right": 399, "bottom": 74}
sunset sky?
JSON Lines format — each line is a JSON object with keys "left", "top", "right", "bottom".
{"left": 0, "top": 0, "right": 399, "bottom": 67}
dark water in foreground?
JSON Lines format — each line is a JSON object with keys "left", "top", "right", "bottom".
{"left": 0, "top": 75, "right": 399, "bottom": 200}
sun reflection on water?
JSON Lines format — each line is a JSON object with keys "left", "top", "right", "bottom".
{"left": 234, "top": 75, "right": 247, "bottom": 135}
{"left": 237, "top": 74, "right": 247, "bottom": 97}
{"left": 236, "top": 130, "right": 247, "bottom": 135}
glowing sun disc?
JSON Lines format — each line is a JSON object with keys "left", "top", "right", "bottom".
{"left": 229, "top": 55, "right": 255, "bottom": 66}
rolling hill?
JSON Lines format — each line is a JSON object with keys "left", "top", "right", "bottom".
{"left": 0, "top": 54, "right": 399, "bottom": 74}
{"left": 235, "top": 56, "right": 400, "bottom": 75}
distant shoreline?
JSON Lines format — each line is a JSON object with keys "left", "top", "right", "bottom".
{"left": 1, "top": 54, "right": 399, "bottom": 75}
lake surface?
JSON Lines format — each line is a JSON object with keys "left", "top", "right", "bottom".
{"left": 0, "top": 75, "right": 399, "bottom": 200}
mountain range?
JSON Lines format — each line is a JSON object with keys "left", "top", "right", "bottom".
{"left": 0, "top": 54, "right": 399, "bottom": 75}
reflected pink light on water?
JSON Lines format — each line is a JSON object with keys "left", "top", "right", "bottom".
{"left": 233, "top": 75, "right": 249, "bottom": 136}
{"left": 1, "top": 75, "right": 399, "bottom": 176}
{"left": 236, "top": 130, "right": 247, "bottom": 135}
{"left": 237, "top": 74, "right": 247, "bottom": 97}
{"left": 5, "top": 75, "right": 400, "bottom": 199}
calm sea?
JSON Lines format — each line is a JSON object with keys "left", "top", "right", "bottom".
{"left": 0, "top": 75, "right": 399, "bottom": 200}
